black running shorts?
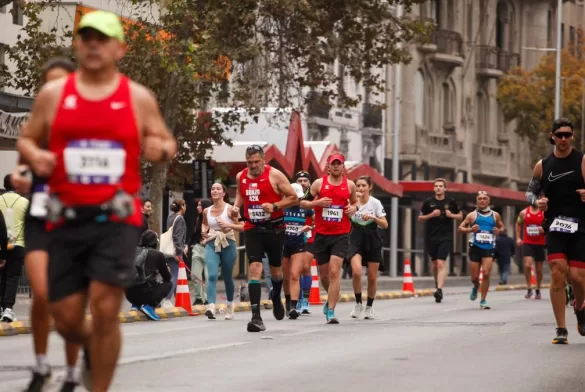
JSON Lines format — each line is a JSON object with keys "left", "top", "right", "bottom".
{"left": 427, "top": 240, "right": 452, "bottom": 261}
{"left": 282, "top": 242, "right": 305, "bottom": 258}
{"left": 313, "top": 233, "right": 349, "bottom": 266}
{"left": 546, "top": 231, "right": 585, "bottom": 268}
{"left": 468, "top": 243, "right": 495, "bottom": 262}
{"left": 305, "top": 241, "right": 315, "bottom": 256}
{"left": 244, "top": 226, "right": 285, "bottom": 267}
{"left": 24, "top": 217, "right": 49, "bottom": 254}
{"left": 522, "top": 243, "right": 546, "bottom": 262}
{"left": 48, "top": 221, "right": 141, "bottom": 303}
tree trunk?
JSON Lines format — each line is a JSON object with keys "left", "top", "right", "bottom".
{"left": 149, "top": 163, "right": 169, "bottom": 234}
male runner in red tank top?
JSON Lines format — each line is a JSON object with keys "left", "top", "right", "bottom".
{"left": 232, "top": 145, "right": 298, "bottom": 332}
{"left": 515, "top": 205, "right": 546, "bottom": 299}
{"left": 301, "top": 153, "right": 358, "bottom": 323}
{"left": 16, "top": 11, "right": 176, "bottom": 391}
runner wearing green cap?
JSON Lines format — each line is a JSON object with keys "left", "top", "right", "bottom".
{"left": 17, "top": 9, "right": 177, "bottom": 392}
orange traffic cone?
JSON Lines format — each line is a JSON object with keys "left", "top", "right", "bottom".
{"left": 175, "top": 258, "right": 198, "bottom": 316}
{"left": 309, "top": 259, "right": 323, "bottom": 305}
{"left": 479, "top": 266, "right": 484, "bottom": 286}
{"left": 402, "top": 259, "right": 415, "bottom": 293}
{"left": 530, "top": 266, "right": 536, "bottom": 287}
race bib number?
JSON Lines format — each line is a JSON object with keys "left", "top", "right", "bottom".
{"left": 550, "top": 216, "right": 578, "bottom": 234}
{"left": 64, "top": 140, "right": 126, "bottom": 185}
{"left": 29, "top": 184, "right": 49, "bottom": 218}
{"left": 285, "top": 223, "right": 303, "bottom": 236}
{"left": 526, "top": 225, "right": 540, "bottom": 236}
{"left": 475, "top": 231, "right": 494, "bottom": 244}
{"left": 248, "top": 205, "right": 270, "bottom": 223}
{"left": 322, "top": 205, "right": 343, "bottom": 222}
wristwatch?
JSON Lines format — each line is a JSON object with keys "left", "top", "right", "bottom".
{"left": 272, "top": 203, "right": 279, "bottom": 212}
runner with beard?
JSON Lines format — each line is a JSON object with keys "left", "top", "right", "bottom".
{"left": 295, "top": 171, "right": 314, "bottom": 314}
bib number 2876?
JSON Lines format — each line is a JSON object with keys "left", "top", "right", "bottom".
{"left": 550, "top": 217, "right": 578, "bottom": 234}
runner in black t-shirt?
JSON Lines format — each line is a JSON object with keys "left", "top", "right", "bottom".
{"left": 418, "top": 178, "right": 462, "bottom": 303}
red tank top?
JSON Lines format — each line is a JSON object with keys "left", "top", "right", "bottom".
{"left": 239, "top": 165, "right": 284, "bottom": 231}
{"left": 305, "top": 215, "right": 314, "bottom": 244}
{"left": 314, "top": 175, "right": 351, "bottom": 235}
{"left": 523, "top": 207, "right": 545, "bottom": 245}
{"left": 47, "top": 73, "right": 142, "bottom": 228}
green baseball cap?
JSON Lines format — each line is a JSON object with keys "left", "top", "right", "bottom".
{"left": 77, "top": 10, "right": 125, "bottom": 43}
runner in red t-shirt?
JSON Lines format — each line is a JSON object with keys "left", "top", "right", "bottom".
{"left": 301, "top": 153, "right": 358, "bottom": 323}
{"left": 232, "top": 145, "right": 298, "bottom": 332}
{"left": 515, "top": 205, "right": 546, "bottom": 299}
{"left": 17, "top": 11, "right": 176, "bottom": 391}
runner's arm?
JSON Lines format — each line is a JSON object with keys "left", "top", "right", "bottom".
{"left": 525, "top": 160, "right": 543, "bottom": 207}
{"left": 373, "top": 199, "right": 388, "bottom": 229}
{"left": 495, "top": 212, "right": 505, "bottom": 233}
{"left": 417, "top": 199, "right": 435, "bottom": 221}
{"left": 348, "top": 180, "right": 358, "bottom": 207}
{"left": 0, "top": 211, "right": 7, "bottom": 261}
{"left": 300, "top": 179, "right": 322, "bottom": 209}
{"left": 515, "top": 210, "right": 524, "bottom": 240}
{"left": 274, "top": 170, "right": 299, "bottom": 210}
{"left": 231, "top": 172, "right": 243, "bottom": 218}
{"left": 458, "top": 212, "right": 475, "bottom": 233}
{"left": 227, "top": 206, "right": 244, "bottom": 232}
{"left": 17, "top": 87, "right": 52, "bottom": 167}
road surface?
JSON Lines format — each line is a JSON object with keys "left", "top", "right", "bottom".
{"left": 1, "top": 288, "right": 583, "bottom": 392}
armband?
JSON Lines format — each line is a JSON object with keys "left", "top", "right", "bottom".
{"left": 525, "top": 177, "right": 541, "bottom": 207}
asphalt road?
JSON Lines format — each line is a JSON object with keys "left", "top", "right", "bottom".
{"left": 1, "top": 288, "right": 584, "bottom": 392}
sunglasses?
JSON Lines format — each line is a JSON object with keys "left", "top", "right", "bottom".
{"left": 246, "top": 145, "right": 263, "bottom": 154}
{"left": 554, "top": 132, "right": 573, "bottom": 140}
{"left": 478, "top": 191, "right": 489, "bottom": 196}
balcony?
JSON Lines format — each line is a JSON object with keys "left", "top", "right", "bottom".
{"left": 476, "top": 46, "right": 520, "bottom": 78}
{"left": 416, "top": 128, "right": 465, "bottom": 169}
{"left": 362, "top": 103, "right": 382, "bottom": 129}
{"left": 428, "top": 29, "right": 464, "bottom": 69}
{"left": 472, "top": 143, "right": 510, "bottom": 179}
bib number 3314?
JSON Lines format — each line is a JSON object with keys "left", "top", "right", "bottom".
{"left": 550, "top": 216, "right": 578, "bottom": 234}
{"left": 64, "top": 139, "right": 126, "bottom": 185}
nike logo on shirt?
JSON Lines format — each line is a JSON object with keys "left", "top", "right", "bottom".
{"left": 548, "top": 171, "right": 574, "bottom": 182}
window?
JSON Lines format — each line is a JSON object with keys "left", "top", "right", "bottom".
{"left": 561, "top": 23, "right": 565, "bottom": 49}
{"left": 476, "top": 92, "right": 488, "bottom": 143}
{"left": 442, "top": 82, "right": 453, "bottom": 126}
{"left": 547, "top": 10, "right": 553, "bottom": 48}
{"left": 570, "top": 26, "right": 576, "bottom": 54}
{"left": 12, "top": 0, "right": 23, "bottom": 25}
{"left": 466, "top": 1, "right": 473, "bottom": 42}
{"left": 446, "top": 0, "right": 454, "bottom": 29}
{"left": 415, "top": 71, "right": 425, "bottom": 127}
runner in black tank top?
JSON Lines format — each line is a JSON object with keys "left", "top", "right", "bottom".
{"left": 526, "top": 117, "right": 585, "bottom": 345}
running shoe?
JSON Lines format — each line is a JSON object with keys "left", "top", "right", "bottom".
{"left": 434, "top": 288, "right": 443, "bottom": 303}
{"left": 247, "top": 313, "right": 266, "bottom": 332}
{"left": 323, "top": 301, "right": 329, "bottom": 316}
{"left": 140, "top": 305, "right": 160, "bottom": 321}
{"left": 574, "top": 306, "right": 585, "bottom": 336}
{"left": 364, "top": 306, "right": 375, "bottom": 320}
{"left": 552, "top": 327, "right": 568, "bottom": 344}
{"left": 301, "top": 298, "right": 311, "bottom": 314}
{"left": 1, "top": 308, "right": 15, "bottom": 322}
{"left": 59, "top": 380, "right": 79, "bottom": 392}
{"left": 480, "top": 300, "right": 490, "bottom": 309}
{"left": 525, "top": 289, "right": 533, "bottom": 299}
{"left": 24, "top": 370, "right": 51, "bottom": 392}
{"left": 535, "top": 290, "right": 542, "bottom": 300}
{"left": 204, "top": 304, "right": 216, "bottom": 320}
{"left": 469, "top": 287, "right": 478, "bottom": 301}
{"left": 225, "top": 303, "right": 235, "bottom": 320}
{"left": 288, "top": 308, "right": 299, "bottom": 320}
{"left": 350, "top": 303, "right": 364, "bottom": 319}
{"left": 270, "top": 289, "right": 285, "bottom": 321}
{"left": 326, "top": 308, "right": 339, "bottom": 324}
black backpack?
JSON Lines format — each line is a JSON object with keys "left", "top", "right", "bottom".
{"left": 131, "top": 247, "right": 152, "bottom": 287}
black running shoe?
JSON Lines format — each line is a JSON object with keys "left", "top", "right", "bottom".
{"left": 24, "top": 371, "right": 51, "bottom": 392}
{"left": 552, "top": 327, "right": 568, "bottom": 344}
{"left": 575, "top": 306, "right": 585, "bottom": 336}
{"left": 433, "top": 288, "right": 443, "bottom": 303}
{"left": 81, "top": 347, "right": 91, "bottom": 391}
{"left": 288, "top": 308, "right": 299, "bottom": 320}
{"left": 247, "top": 313, "right": 266, "bottom": 332}
{"left": 59, "top": 380, "right": 79, "bottom": 392}
{"left": 270, "top": 289, "right": 285, "bottom": 321}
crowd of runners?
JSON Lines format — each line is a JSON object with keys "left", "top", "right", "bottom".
{"left": 6, "top": 9, "right": 585, "bottom": 392}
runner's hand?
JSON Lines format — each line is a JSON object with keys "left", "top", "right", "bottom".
{"left": 261, "top": 203, "right": 275, "bottom": 213}
{"left": 471, "top": 224, "right": 480, "bottom": 233}
{"left": 431, "top": 209, "right": 441, "bottom": 217}
{"left": 317, "top": 197, "right": 333, "bottom": 207}
{"left": 516, "top": 239, "right": 523, "bottom": 247}
{"left": 493, "top": 227, "right": 501, "bottom": 235}
{"left": 30, "top": 150, "right": 56, "bottom": 178}
{"left": 216, "top": 217, "right": 229, "bottom": 230}
{"left": 10, "top": 165, "right": 32, "bottom": 194}
{"left": 538, "top": 227, "right": 544, "bottom": 235}
{"left": 536, "top": 197, "right": 548, "bottom": 211}
{"left": 362, "top": 214, "right": 372, "bottom": 221}
{"left": 445, "top": 210, "right": 454, "bottom": 218}
{"left": 345, "top": 205, "right": 357, "bottom": 216}
{"left": 0, "top": 260, "right": 5, "bottom": 269}
{"left": 231, "top": 207, "right": 239, "bottom": 218}
{"left": 577, "top": 189, "right": 585, "bottom": 202}
{"left": 301, "top": 225, "right": 312, "bottom": 233}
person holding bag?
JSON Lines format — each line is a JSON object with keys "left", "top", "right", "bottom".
{"left": 159, "top": 199, "right": 187, "bottom": 307}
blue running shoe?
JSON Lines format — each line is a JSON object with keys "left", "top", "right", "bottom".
{"left": 323, "top": 301, "right": 329, "bottom": 316}
{"left": 326, "top": 308, "right": 339, "bottom": 324}
{"left": 301, "top": 298, "right": 311, "bottom": 314}
{"left": 296, "top": 300, "right": 302, "bottom": 313}
{"left": 141, "top": 305, "right": 161, "bottom": 321}
{"left": 480, "top": 300, "right": 490, "bottom": 310}
{"left": 470, "top": 287, "right": 478, "bottom": 301}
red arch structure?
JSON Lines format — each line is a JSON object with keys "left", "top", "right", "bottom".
{"left": 225, "top": 111, "right": 403, "bottom": 197}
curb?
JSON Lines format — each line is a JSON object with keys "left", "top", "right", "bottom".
{"left": 0, "top": 285, "right": 533, "bottom": 336}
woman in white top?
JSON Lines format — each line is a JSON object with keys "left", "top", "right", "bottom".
{"left": 202, "top": 182, "right": 244, "bottom": 320}
{"left": 348, "top": 176, "right": 388, "bottom": 320}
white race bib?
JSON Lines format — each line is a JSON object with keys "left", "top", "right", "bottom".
{"left": 322, "top": 205, "right": 343, "bottom": 222}
{"left": 64, "top": 140, "right": 126, "bottom": 185}
{"left": 550, "top": 217, "right": 578, "bottom": 234}
{"left": 285, "top": 223, "right": 303, "bottom": 235}
{"left": 475, "top": 231, "right": 494, "bottom": 244}
{"left": 248, "top": 205, "right": 270, "bottom": 223}
{"left": 29, "top": 185, "right": 49, "bottom": 218}
{"left": 526, "top": 225, "right": 540, "bottom": 236}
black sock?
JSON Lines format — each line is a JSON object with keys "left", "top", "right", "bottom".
{"left": 285, "top": 294, "right": 291, "bottom": 308}
{"left": 367, "top": 297, "right": 374, "bottom": 307}
{"left": 272, "top": 278, "right": 283, "bottom": 296}
{"left": 249, "top": 280, "right": 261, "bottom": 313}
{"left": 291, "top": 300, "right": 298, "bottom": 309}
{"left": 355, "top": 293, "right": 362, "bottom": 304}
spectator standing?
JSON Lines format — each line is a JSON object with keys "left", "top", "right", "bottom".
{"left": 191, "top": 199, "right": 212, "bottom": 305}
{"left": 141, "top": 198, "right": 152, "bottom": 234}
{"left": 495, "top": 229, "right": 515, "bottom": 285}
{"left": 161, "top": 199, "right": 187, "bottom": 307}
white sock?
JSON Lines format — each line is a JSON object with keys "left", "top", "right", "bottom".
{"left": 66, "top": 366, "right": 78, "bottom": 382}
{"left": 36, "top": 354, "right": 50, "bottom": 375}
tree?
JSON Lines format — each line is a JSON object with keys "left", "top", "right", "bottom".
{"left": 0, "top": 0, "right": 430, "bottom": 232}
{"left": 497, "top": 41, "right": 585, "bottom": 158}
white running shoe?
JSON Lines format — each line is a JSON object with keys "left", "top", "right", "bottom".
{"left": 350, "top": 303, "right": 364, "bottom": 319}
{"left": 364, "top": 306, "right": 375, "bottom": 320}
{"left": 160, "top": 299, "right": 174, "bottom": 309}
{"left": 225, "top": 303, "right": 235, "bottom": 320}
{"left": 1, "top": 308, "right": 15, "bottom": 322}
{"left": 205, "top": 303, "right": 216, "bottom": 319}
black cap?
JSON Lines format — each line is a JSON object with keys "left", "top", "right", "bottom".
{"left": 550, "top": 117, "right": 573, "bottom": 145}
{"left": 294, "top": 170, "right": 311, "bottom": 182}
